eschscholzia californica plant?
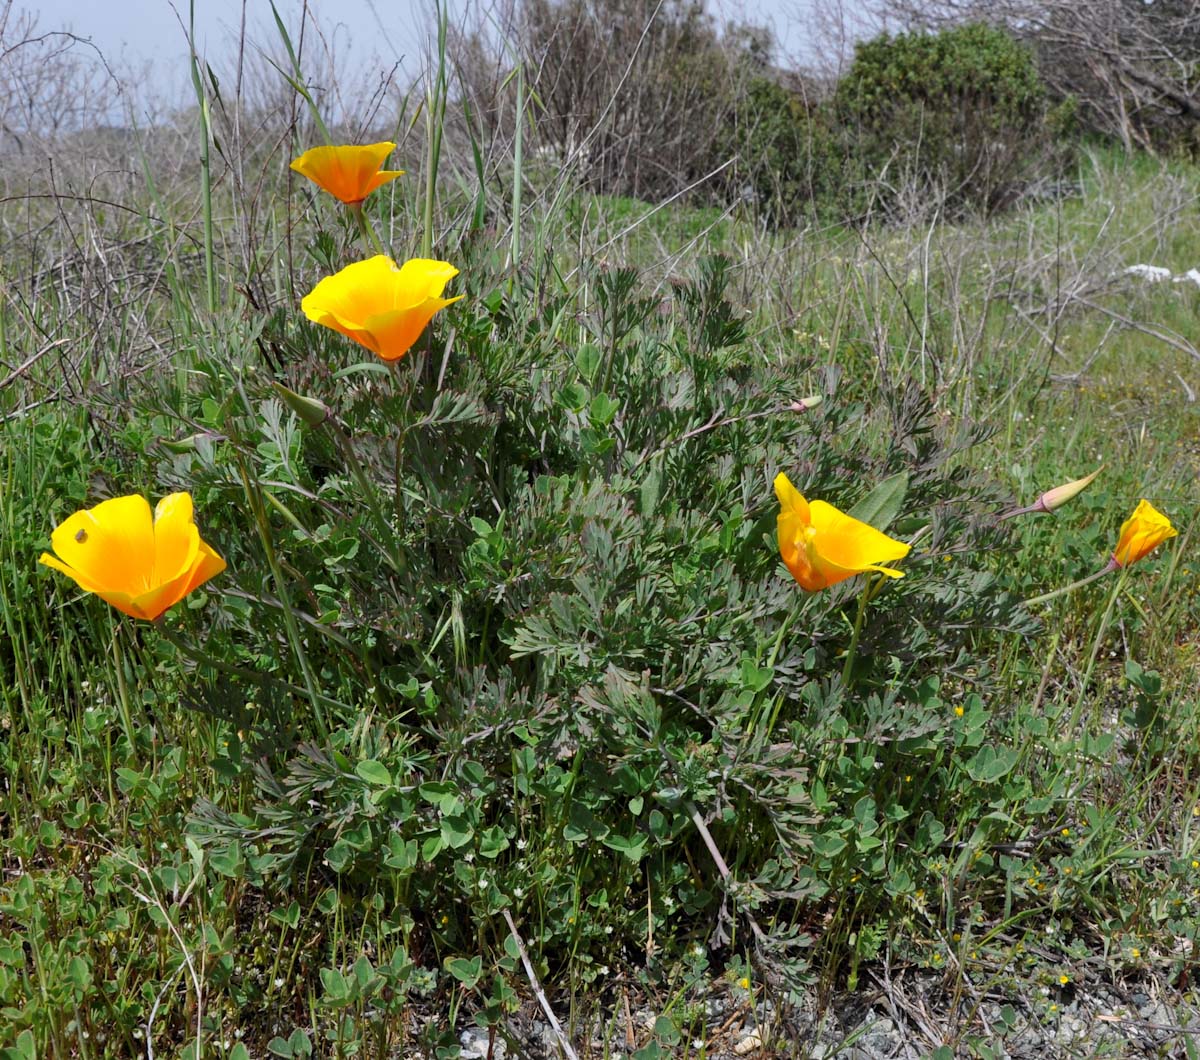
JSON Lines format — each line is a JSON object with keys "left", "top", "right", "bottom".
{"left": 775, "top": 472, "right": 911, "bottom": 592}
{"left": 301, "top": 255, "right": 462, "bottom": 362}
{"left": 39, "top": 493, "right": 226, "bottom": 621}
{"left": 289, "top": 142, "right": 404, "bottom": 204}
{"left": 1111, "top": 499, "right": 1177, "bottom": 569}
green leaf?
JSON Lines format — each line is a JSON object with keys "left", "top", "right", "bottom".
{"left": 319, "top": 966, "right": 352, "bottom": 1003}
{"left": 557, "top": 382, "right": 589, "bottom": 412}
{"left": 445, "top": 954, "right": 483, "bottom": 988}
{"left": 210, "top": 841, "right": 244, "bottom": 878}
{"left": 355, "top": 760, "right": 392, "bottom": 787}
{"left": 847, "top": 471, "right": 909, "bottom": 531}
{"left": 812, "top": 831, "right": 848, "bottom": 858}
{"left": 577, "top": 343, "right": 602, "bottom": 382}
{"left": 14, "top": 1031, "right": 34, "bottom": 1060}
{"left": 603, "top": 832, "right": 648, "bottom": 863}
{"left": 441, "top": 815, "right": 475, "bottom": 849}
{"left": 965, "top": 745, "right": 1019, "bottom": 783}
{"left": 478, "top": 825, "right": 510, "bottom": 859}
{"left": 739, "top": 657, "right": 774, "bottom": 693}
{"left": 589, "top": 393, "right": 620, "bottom": 426}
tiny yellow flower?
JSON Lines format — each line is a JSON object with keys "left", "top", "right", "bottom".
{"left": 40, "top": 493, "right": 225, "bottom": 621}
{"left": 1131, "top": 947, "right": 1141, "bottom": 959}
{"left": 738, "top": 976, "right": 751, "bottom": 990}
{"left": 1111, "top": 500, "right": 1177, "bottom": 568}
{"left": 1191, "top": 860, "right": 1199, "bottom": 870}
{"left": 290, "top": 142, "right": 404, "bottom": 204}
{"left": 774, "top": 473, "right": 910, "bottom": 592}
{"left": 954, "top": 706, "right": 964, "bottom": 717}
{"left": 302, "top": 255, "right": 463, "bottom": 362}
{"left": 1059, "top": 974, "right": 1069, "bottom": 985}
{"left": 1061, "top": 828, "right": 1070, "bottom": 837}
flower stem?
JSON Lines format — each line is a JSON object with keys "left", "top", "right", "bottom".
{"left": 841, "top": 573, "right": 878, "bottom": 687}
{"left": 1067, "top": 565, "right": 1128, "bottom": 733}
{"left": 235, "top": 457, "right": 330, "bottom": 740}
{"left": 1025, "top": 560, "right": 1117, "bottom": 607}
{"left": 110, "top": 625, "right": 139, "bottom": 754}
{"left": 350, "top": 202, "right": 385, "bottom": 256}
{"left": 327, "top": 420, "right": 406, "bottom": 576}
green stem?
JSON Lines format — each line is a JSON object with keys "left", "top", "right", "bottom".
{"left": 766, "top": 594, "right": 803, "bottom": 670}
{"left": 421, "top": 0, "right": 448, "bottom": 260}
{"left": 841, "top": 573, "right": 878, "bottom": 687}
{"left": 510, "top": 61, "right": 524, "bottom": 268}
{"left": 328, "top": 421, "right": 405, "bottom": 576}
{"left": 1025, "top": 561, "right": 1117, "bottom": 607}
{"left": 110, "top": 626, "right": 139, "bottom": 755}
{"left": 1066, "top": 566, "right": 1128, "bottom": 733}
{"left": 350, "top": 202, "right": 386, "bottom": 256}
{"left": 236, "top": 460, "right": 330, "bottom": 740}
{"left": 188, "top": 1, "right": 216, "bottom": 315}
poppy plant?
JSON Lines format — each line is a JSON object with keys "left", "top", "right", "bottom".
{"left": 775, "top": 472, "right": 911, "bottom": 592}
{"left": 39, "top": 493, "right": 226, "bottom": 620}
{"left": 301, "top": 255, "right": 463, "bottom": 362}
{"left": 1111, "top": 499, "right": 1177, "bottom": 568}
{"left": 289, "top": 142, "right": 404, "bottom": 204}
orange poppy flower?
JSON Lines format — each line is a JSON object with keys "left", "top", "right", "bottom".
{"left": 775, "top": 472, "right": 911, "bottom": 592}
{"left": 301, "top": 255, "right": 462, "bottom": 362}
{"left": 1112, "top": 499, "right": 1177, "bottom": 568}
{"left": 39, "top": 493, "right": 226, "bottom": 620}
{"left": 290, "top": 142, "right": 404, "bottom": 204}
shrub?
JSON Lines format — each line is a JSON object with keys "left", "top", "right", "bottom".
{"left": 146, "top": 250, "right": 1045, "bottom": 1007}
{"left": 718, "top": 75, "right": 843, "bottom": 225}
{"left": 832, "top": 23, "right": 1072, "bottom": 218}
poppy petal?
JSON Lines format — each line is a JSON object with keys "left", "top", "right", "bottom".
{"left": 49, "top": 495, "right": 155, "bottom": 596}
{"left": 153, "top": 492, "right": 201, "bottom": 585}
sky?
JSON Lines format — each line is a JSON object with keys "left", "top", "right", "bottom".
{"left": 30, "top": 0, "right": 873, "bottom": 82}
{"left": 27, "top": 0, "right": 869, "bottom": 117}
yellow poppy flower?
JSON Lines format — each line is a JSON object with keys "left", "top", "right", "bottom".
{"left": 774, "top": 472, "right": 911, "bottom": 592}
{"left": 1112, "top": 499, "right": 1177, "bottom": 568}
{"left": 289, "top": 142, "right": 404, "bottom": 204}
{"left": 39, "top": 493, "right": 226, "bottom": 621}
{"left": 301, "top": 255, "right": 463, "bottom": 362}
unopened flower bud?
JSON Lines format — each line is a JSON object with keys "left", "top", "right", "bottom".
{"left": 1036, "top": 465, "right": 1104, "bottom": 512}
{"left": 788, "top": 395, "right": 822, "bottom": 412}
{"left": 1000, "top": 465, "right": 1103, "bottom": 520}
{"left": 272, "top": 382, "right": 330, "bottom": 428}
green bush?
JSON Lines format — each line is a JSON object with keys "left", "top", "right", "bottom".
{"left": 152, "top": 251, "right": 1041, "bottom": 1011}
{"left": 832, "top": 23, "right": 1072, "bottom": 218}
{"left": 719, "top": 76, "right": 843, "bottom": 225}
